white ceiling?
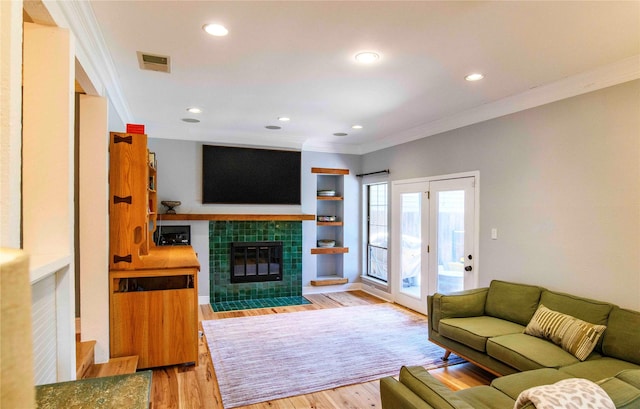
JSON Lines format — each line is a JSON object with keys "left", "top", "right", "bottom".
{"left": 85, "top": 1, "right": 640, "bottom": 154}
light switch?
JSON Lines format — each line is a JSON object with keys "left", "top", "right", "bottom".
{"left": 491, "top": 228, "right": 498, "bottom": 240}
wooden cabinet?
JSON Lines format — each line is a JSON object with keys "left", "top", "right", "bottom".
{"left": 109, "top": 132, "right": 199, "bottom": 369}
{"left": 109, "top": 132, "right": 157, "bottom": 269}
{"left": 311, "top": 167, "right": 349, "bottom": 286}
{"left": 109, "top": 251, "right": 198, "bottom": 369}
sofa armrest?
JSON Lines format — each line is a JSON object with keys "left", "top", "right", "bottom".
{"left": 380, "top": 377, "right": 438, "bottom": 409}
{"left": 428, "top": 288, "right": 488, "bottom": 333}
{"left": 396, "top": 366, "right": 476, "bottom": 409}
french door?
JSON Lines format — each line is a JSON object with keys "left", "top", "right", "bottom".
{"left": 391, "top": 174, "right": 478, "bottom": 314}
{"left": 392, "top": 181, "right": 429, "bottom": 313}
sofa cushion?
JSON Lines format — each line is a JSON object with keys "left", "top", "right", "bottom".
{"left": 484, "top": 281, "right": 542, "bottom": 326}
{"left": 560, "top": 357, "right": 640, "bottom": 382}
{"left": 524, "top": 304, "right": 607, "bottom": 361}
{"left": 398, "top": 366, "right": 474, "bottom": 409}
{"left": 454, "top": 386, "right": 515, "bottom": 409}
{"left": 487, "top": 333, "right": 581, "bottom": 371}
{"left": 439, "top": 317, "right": 525, "bottom": 352}
{"left": 617, "top": 369, "right": 640, "bottom": 389}
{"left": 597, "top": 370, "right": 640, "bottom": 409}
{"left": 490, "top": 368, "right": 573, "bottom": 400}
{"left": 539, "top": 290, "right": 612, "bottom": 326}
{"left": 602, "top": 307, "right": 640, "bottom": 365}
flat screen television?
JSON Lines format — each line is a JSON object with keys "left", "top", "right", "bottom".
{"left": 202, "top": 145, "right": 301, "bottom": 204}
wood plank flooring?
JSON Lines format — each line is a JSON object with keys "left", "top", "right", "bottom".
{"left": 149, "top": 291, "right": 494, "bottom": 409}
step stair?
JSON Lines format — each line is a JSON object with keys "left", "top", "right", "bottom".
{"left": 76, "top": 328, "right": 139, "bottom": 380}
{"left": 76, "top": 340, "right": 96, "bottom": 379}
{"left": 84, "top": 356, "right": 139, "bottom": 379}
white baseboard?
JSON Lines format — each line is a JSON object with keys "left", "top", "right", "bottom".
{"left": 360, "top": 284, "right": 394, "bottom": 302}
{"left": 199, "top": 295, "right": 211, "bottom": 305}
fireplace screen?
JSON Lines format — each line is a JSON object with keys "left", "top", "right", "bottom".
{"left": 230, "top": 241, "right": 283, "bottom": 283}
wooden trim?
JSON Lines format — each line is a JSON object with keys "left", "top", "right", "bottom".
{"left": 317, "top": 221, "right": 343, "bottom": 226}
{"left": 310, "top": 277, "right": 349, "bottom": 286}
{"left": 311, "top": 167, "right": 349, "bottom": 175}
{"left": 311, "top": 247, "right": 349, "bottom": 254}
{"left": 317, "top": 196, "right": 343, "bottom": 201}
{"left": 158, "top": 214, "right": 315, "bottom": 221}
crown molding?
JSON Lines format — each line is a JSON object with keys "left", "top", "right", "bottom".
{"left": 301, "top": 139, "right": 362, "bottom": 155}
{"left": 42, "top": 0, "right": 133, "bottom": 125}
{"left": 33, "top": 1, "right": 639, "bottom": 156}
{"left": 359, "top": 55, "right": 640, "bottom": 155}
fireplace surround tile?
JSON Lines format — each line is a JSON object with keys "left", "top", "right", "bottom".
{"left": 209, "top": 221, "right": 303, "bottom": 303}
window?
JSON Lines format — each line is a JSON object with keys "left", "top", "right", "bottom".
{"left": 366, "top": 183, "right": 388, "bottom": 282}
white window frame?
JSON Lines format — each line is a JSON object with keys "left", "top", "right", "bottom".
{"left": 361, "top": 175, "right": 390, "bottom": 290}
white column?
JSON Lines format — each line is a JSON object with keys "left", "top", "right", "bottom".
{"left": 0, "top": 0, "right": 23, "bottom": 248}
{"left": 79, "top": 95, "right": 110, "bottom": 363}
{"left": 23, "top": 22, "right": 76, "bottom": 382}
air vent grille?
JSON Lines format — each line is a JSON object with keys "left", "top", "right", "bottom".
{"left": 137, "top": 51, "right": 171, "bottom": 73}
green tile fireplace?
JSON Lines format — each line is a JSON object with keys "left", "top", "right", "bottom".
{"left": 209, "top": 221, "right": 303, "bottom": 305}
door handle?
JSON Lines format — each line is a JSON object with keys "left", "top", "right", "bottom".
{"left": 465, "top": 254, "right": 473, "bottom": 271}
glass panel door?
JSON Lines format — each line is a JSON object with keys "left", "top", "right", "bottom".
{"left": 429, "top": 177, "right": 476, "bottom": 293}
{"left": 392, "top": 181, "right": 429, "bottom": 314}
{"left": 400, "top": 192, "right": 422, "bottom": 298}
{"left": 392, "top": 175, "right": 477, "bottom": 314}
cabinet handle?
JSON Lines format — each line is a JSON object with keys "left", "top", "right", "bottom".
{"left": 113, "top": 135, "right": 132, "bottom": 144}
{"left": 113, "top": 254, "right": 132, "bottom": 264}
{"left": 113, "top": 195, "right": 132, "bottom": 204}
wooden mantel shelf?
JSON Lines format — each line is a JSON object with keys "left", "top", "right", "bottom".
{"left": 158, "top": 213, "right": 315, "bottom": 221}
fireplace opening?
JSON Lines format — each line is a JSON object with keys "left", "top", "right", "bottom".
{"left": 230, "top": 241, "right": 283, "bottom": 283}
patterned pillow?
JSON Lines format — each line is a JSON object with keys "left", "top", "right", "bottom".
{"left": 524, "top": 304, "right": 607, "bottom": 361}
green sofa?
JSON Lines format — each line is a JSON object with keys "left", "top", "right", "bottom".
{"left": 381, "top": 366, "right": 640, "bottom": 409}
{"left": 380, "top": 280, "right": 640, "bottom": 408}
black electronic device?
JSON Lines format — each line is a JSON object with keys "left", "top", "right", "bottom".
{"left": 202, "top": 145, "right": 301, "bottom": 205}
{"left": 154, "top": 225, "right": 190, "bottom": 246}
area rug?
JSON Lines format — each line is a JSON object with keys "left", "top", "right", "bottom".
{"left": 202, "top": 303, "right": 465, "bottom": 408}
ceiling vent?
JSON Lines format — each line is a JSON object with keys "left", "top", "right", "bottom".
{"left": 137, "top": 51, "right": 171, "bottom": 73}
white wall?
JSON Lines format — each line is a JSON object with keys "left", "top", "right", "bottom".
{"left": 108, "top": 97, "right": 125, "bottom": 133}
{"left": 362, "top": 80, "right": 640, "bottom": 310}
{"left": 0, "top": 0, "right": 23, "bottom": 248}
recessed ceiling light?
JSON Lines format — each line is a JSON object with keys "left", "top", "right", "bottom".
{"left": 181, "top": 118, "right": 200, "bottom": 123}
{"left": 333, "top": 132, "right": 348, "bottom": 137}
{"left": 278, "top": 117, "right": 291, "bottom": 122}
{"left": 186, "top": 107, "right": 202, "bottom": 114}
{"left": 265, "top": 125, "right": 281, "bottom": 130}
{"left": 355, "top": 51, "right": 380, "bottom": 64}
{"left": 351, "top": 125, "right": 363, "bottom": 130}
{"left": 465, "top": 73, "right": 484, "bottom": 81}
{"left": 203, "top": 23, "right": 229, "bottom": 37}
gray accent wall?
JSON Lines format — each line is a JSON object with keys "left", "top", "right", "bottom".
{"left": 362, "top": 80, "right": 640, "bottom": 310}
{"left": 146, "top": 139, "right": 362, "bottom": 298}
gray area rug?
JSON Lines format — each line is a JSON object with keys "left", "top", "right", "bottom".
{"left": 202, "top": 303, "right": 464, "bottom": 408}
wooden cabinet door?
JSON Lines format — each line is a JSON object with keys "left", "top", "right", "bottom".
{"left": 110, "top": 282, "right": 197, "bottom": 369}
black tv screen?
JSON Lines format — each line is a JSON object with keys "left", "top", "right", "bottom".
{"left": 202, "top": 145, "right": 301, "bottom": 204}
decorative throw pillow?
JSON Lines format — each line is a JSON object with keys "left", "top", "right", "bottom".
{"left": 524, "top": 304, "right": 607, "bottom": 361}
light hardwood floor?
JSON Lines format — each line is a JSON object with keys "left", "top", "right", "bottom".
{"left": 149, "top": 291, "right": 495, "bottom": 409}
